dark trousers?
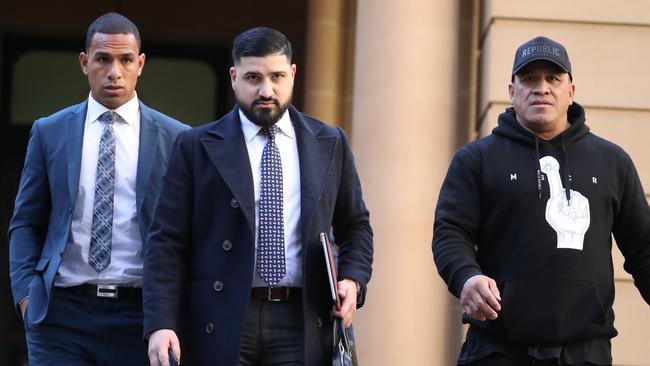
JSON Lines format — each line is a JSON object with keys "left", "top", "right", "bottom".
{"left": 238, "top": 297, "right": 304, "bottom": 366}
{"left": 24, "top": 286, "right": 148, "bottom": 366}
{"left": 465, "top": 353, "right": 605, "bottom": 366}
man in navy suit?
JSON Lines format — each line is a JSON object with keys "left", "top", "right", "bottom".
{"left": 8, "top": 12, "right": 188, "bottom": 365}
{"left": 144, "top": 27, "right": 373, "bottom": 366}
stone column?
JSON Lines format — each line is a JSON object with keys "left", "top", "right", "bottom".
{"left": 303, "top": 0, "right": 347, "bottom": 125}
{"left": 350, "top": 1, "right": 462, "bottom": 364}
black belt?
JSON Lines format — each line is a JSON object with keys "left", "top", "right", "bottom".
{"left": 251, "top": 287, "right": 301, "bottom": 302}
{"left": 57, "top": 284, "right": 142, "bottom": 301}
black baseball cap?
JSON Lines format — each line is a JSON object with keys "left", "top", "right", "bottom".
{"left": 512, "top": 36, "right": 572, "bottom": 79}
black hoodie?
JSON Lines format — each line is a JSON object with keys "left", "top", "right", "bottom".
{"left": 433, "top": 102, "right": 650, "bottom": 345}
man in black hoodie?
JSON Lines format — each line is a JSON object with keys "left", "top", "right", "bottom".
{"left": 432, "top": 36, "right": 650, "bottom": 365}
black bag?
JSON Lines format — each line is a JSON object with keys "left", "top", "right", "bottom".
{"left": 332, "top": 318, "right": 358, "bottom": 366}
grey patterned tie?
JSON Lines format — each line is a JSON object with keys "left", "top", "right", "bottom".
{"left": 88, "top": 111, "right": 117, "bottom": 273}
{"left": 257, "top": 125, "right": 286, "bottom": 286}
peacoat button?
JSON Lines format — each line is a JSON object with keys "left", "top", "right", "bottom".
{"left": 222, "top": 240, "right": 232, "bottom": 251}
{"left": 317, "top": 317, "right": 323, "bottom": 328}
{"left": 213, "top": 281, "right": 224, "bottom": 292}
{"left": 230, "top": 198, "right": 239, "bottom": 208}
{"left": 205, "top": 323, "right": 214, "bottom": 333}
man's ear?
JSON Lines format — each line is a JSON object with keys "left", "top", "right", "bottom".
{"left": 80, "top": 52, "right": 89, "bottom": 75}
{"left": 229, "top": 66, "right": 237, "bottom": 89}
{"left": 137, "top": 53, "right": 146, "bottom": 77}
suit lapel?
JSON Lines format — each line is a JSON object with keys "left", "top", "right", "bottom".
{"left": 291, "top": 107, "right": 337, "bottom": 241}
{"left": 200, "top": 109, "right": 256, "bottom": 235}
{"left": 136, "top": 102, "right": 159, "bottom": 213}
{"left": 66, "top": 102, "right": 87, "bottom": 208}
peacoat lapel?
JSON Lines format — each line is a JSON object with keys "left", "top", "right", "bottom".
{"left": 290, "top": 106, "right": 338, "bottom": 242}
{"left": 136, "top": 102, "right": 160, "bottom": 214}
{"left": 197, "top": 106, "right": 337, "bottom": 243}
{"left": 200, "top": 108, "right": 256, "bottom": 236}
{"left": 65, "top": 102, "right": 88, "bottom": 209}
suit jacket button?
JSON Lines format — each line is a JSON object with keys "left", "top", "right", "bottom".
{"left": 205, "top": 323, "right": 214, "bottom": 333}
{"left": 222, "top": 240, "right": 232, "bottom": 251}
{"left": 317, "top": 317, "right": 323, "bottom": 328}
{"left": 230, "top": 198, "right": 239, "bottom": 208}
{"left": 213, "top": 281, "right": 224, "bottom": 292}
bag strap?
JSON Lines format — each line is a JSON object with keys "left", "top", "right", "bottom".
{"left": 334, "top": 318, "right": 352, "bottom": 352}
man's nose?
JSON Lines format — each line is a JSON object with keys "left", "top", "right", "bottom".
{"left": 107, "top": 60, "right": 122, "bottom": 81}
{"left": 258, "top": 80, "right": 273, "bottom": 98}
{"left": 532, "top": 79, "right": 551, "bottom": 94}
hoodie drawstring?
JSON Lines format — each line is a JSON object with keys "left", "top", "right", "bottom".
{"left": 535, "top": 135, "right": 572, "bottom": 205}
{"left": 535, "top": 136, "right": 542, "bottom": 199}
{"left": 561, "top": 135, "right": 571, "bottom": 204}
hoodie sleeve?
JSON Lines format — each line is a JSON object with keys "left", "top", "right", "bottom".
{"left": 432, "top": 147, "right": 483, "bottom": 298}
{"left": 612, "top": 154, "right": 650, "bottom": 305}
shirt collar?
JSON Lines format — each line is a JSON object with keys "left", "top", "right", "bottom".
{"left": 239, "top": 107, "right": 294, "bottom": 143}
{"left": 87, "top": 92, "right": 140, "bottom": 125}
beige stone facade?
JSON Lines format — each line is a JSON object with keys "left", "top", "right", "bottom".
{"left": 329, "top": 1, "right": 650, "bottom": 365}
{"left": 0, "top": 1, "right": 648, "bottom": 365}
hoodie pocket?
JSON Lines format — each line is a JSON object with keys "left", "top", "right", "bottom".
{"left": 500, "top": 278, "right": 607, "bottom": 344}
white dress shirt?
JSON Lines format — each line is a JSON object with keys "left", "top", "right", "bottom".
{"left": 240, "top": 110, "right": 303, "bottom": 288}
{"left": 56, "top": 93, "right": 142, "bottom": 287}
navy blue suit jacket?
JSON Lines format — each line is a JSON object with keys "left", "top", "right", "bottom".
{"left": 143, "top": 106, "right": 373, "bottom": 365}
{"left": 9, "top": 100, "right": 188, "bottom": 327}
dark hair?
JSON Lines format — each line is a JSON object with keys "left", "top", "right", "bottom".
{"left": 85, "top": 12, "right": 141, "bottom": 51}
{"left": 232, "top": 27, "right": 292, "bottom": 66}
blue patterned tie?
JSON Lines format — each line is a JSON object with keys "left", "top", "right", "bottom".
{"left": 257, "top": 125, "right": 286, "bottom": 286}
{"left": 88, "top": 111, "right": 117, "bottom": 273}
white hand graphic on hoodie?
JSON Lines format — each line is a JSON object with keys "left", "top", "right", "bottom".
{"left": 540, "top": 156, "right": 590, "bottom": 250}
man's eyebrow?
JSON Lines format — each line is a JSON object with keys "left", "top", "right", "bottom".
{"left": 93, "top": 51, "right": 111, "bottom": 57}
{"left": 118, "top": 51, "right": 137, "bottom": 57}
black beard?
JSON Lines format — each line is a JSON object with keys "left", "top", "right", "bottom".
{"left": 238, "top": 96, "right": 291, "bottom": 128}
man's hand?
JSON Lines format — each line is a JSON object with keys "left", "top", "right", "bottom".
{"left": 19, "top": 297, "right": 29, "bottom": 319}
{"left": 332, "top": 279, "right": 358, "bottom": 328}
{"left": 148, "top": 329, "right": 181, "bottom": 366}
{"left": 460, "top": 275, "right": 501, "bottom": 321}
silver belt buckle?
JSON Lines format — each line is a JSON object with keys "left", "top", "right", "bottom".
{"left": 97, "top": 284, "right": 118, "bottom": 298}
{"left": 267, "top": 286, "right": 285, "bottom": 302}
